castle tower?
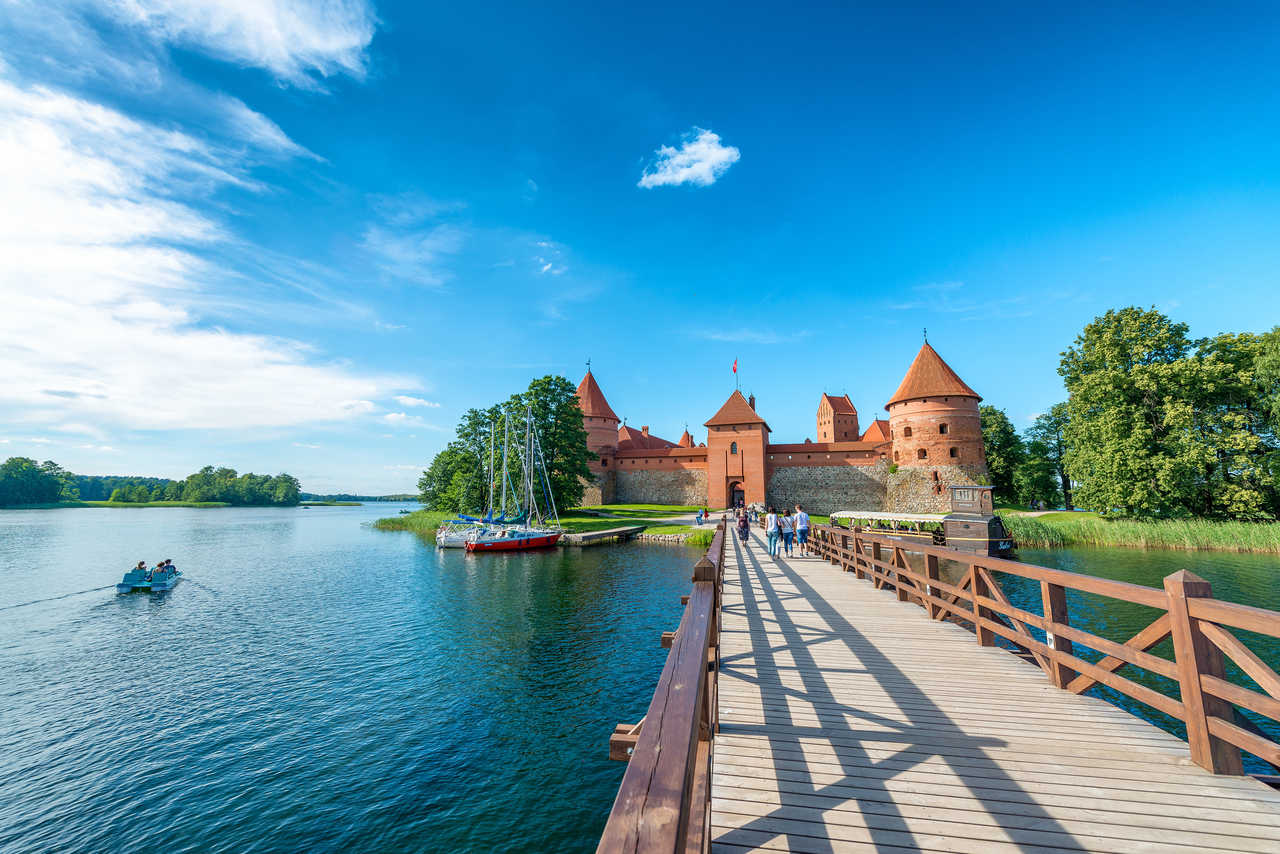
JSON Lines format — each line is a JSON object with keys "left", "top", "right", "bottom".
{"left": 817, "top": 393, "right": 859, "bottom": 442}
{"left": 885, "top": 343, "right": 986, "bottom": 470}
{"left": 705, "top": 390, "right": 769, "bottom": 508}
{"left": 576, "top": 370, "right": 620, "bottom": 497}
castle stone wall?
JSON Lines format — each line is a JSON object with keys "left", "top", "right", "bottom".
{"left": 616, "top": 468, "right": 707, "bottom": 506}
{"left": 766, "top": 462, "right": 889, "bottom": 514}
{"left": 579, "top": 470, "right": 616, "bottom": 506}
{"left": 885, "top": 464, "right": 987, "bottom": 514}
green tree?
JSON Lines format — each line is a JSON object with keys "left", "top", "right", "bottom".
{"left": 1026, "top": 403, "right": 1072, "bottom": 510}
{"left": 0, "top": 457, "right": 63, "bottom": 506}
{"left": 108, "top": 487, "right": 128, "bottom": 502}
{"left": 128, "top": 484, "right": 150, "bottom": 503}
{"left": 504, "top": 375, "right": 594, "bottom": 514}
{"left": 979, "top": 406, "right": 1024, "bottom": 502}
{"left": 1014, "top": 439, "right": 1062, "bottom": 508}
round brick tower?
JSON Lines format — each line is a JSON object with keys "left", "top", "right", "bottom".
{"left": 886, "top": 343, "right": 985, "bottom": 470}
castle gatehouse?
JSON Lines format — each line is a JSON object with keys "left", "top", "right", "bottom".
{"left": 576, "top": 342, "right": 990, "bottom": 514}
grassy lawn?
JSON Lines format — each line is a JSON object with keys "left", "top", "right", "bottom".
{"left": 643, "top": 524, "right": 716, "bottom": 547}
{"left": 576, "top": 504, "right": 707, "bottom": 518}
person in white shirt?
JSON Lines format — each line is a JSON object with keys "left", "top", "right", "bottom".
{"left": 779, "top": 510, "right": 794, "bottom": 557}
{"left": 794, "top": 504, "right": 811, "bottom": 556}
{"left": 765, "top": 507, "right": 779, "bottom": 556}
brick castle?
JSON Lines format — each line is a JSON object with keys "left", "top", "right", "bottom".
{"left": 575, "top": 342, "right": 989, "bottom": 514}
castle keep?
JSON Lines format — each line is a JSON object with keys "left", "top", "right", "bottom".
{"left": 576, "top": 342, "right": 989, "bottom": 514}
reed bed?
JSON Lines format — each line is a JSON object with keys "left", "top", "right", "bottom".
{"left": 1003, "top": 513, "right": 1280, "bottom": 553}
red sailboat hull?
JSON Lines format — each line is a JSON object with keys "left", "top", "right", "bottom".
{"left": 465, "top": 532, "right": 562, "bottom": 552}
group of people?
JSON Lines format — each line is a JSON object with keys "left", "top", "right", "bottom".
{"left": 133, "top": 558, "right": 175, "bottom": 580}
{"left": 733, "top": 504, "right": 810, "bottom": 558}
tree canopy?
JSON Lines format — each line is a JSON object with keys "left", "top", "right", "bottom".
{"left": 418, "top": 375, "right": 593, "bottom": 514}
{"left": 979, "top": 406, "right": 1024, "bottom": 501}
{"left": 0, "top": 459, "right": 301, "bottom": 507}
{"left": 1059, "top": 308, "right": 1278, "bottom": 519}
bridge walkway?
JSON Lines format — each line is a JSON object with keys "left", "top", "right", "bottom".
{"left": 710, "top": 526, "right": 1280, "bottom": 853}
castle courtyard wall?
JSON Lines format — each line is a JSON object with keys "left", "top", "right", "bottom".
{"left": 766, "top": 461, "right": 890, "bottom": 515}
{"left": 616, "top": 468, "right": 708, "bottom": 506}
{"left": 886, "top": 464, "right": 988, "bottom": 513}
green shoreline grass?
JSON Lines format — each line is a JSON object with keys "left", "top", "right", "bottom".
{"left": 4, "top": 500, "right": 232, "bottom": 509}
{"left": 1002, "top": 513, "right": 1280, "bottom": 553}
{"left": 299, "top": 501, "right": 362, "bottom": 506}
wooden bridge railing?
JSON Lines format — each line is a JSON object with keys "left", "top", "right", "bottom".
{"left": 597, "top": 518, "right": 727, "bottom": 853}
{"left": 808, "top": 523, "right": 1280, "bottom": 776}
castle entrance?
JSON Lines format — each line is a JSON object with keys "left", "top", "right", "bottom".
{"left": 730, "top": 481, "right": 745, "bottom": 508}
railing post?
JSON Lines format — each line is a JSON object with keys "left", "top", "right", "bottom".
{"left": 840, "top": 531, "right": 850, "bottom": 571}
{"left": 970, "top": 563, "right": 994, "bottom": 646}
{"left": 1163, "top": 570, "right": 1243, "bottom": 775}
{"left": 893, "top": 547, "right": 910, "bottom": 603}
{"left": 852, "top": 527, "right": 865, "bottom": 579}
{"left": 871, "top": 540, "right": 883, "bottom": 589}
{"left": 925, "top": 553, "right": 941, "bottom": 619}
{"left": 1040, "top": 581, "right": 1076, "bottom": 688}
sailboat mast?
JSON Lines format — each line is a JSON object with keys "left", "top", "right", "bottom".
{"left": 500, "top": 410, "right": 510, "bottom": 520}
{"left": 487, "top": 421, "right": 495, "bottom": 517}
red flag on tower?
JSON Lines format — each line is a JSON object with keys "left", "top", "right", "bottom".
{"left": 732, "top": 358, "right": 738, "bottom": 374}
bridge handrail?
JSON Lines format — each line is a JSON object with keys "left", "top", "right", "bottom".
{"left": 597, "top": 518, "right": 726, "bottom": 853}
{"left": 808, "top": 523, "right": 1280, "bottom": 775}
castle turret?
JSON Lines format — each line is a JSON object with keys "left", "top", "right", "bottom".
{"left": 817, "top": 393, "right": 859, "bottom": 442}
{"left": 576, "top": 370, "right": 620, "bottom": 499}
{"left": 705, "top": 390, "right": 769, "bottom": 508}
{"left": 885, "top": 343, "right": 985, "bottom": 470}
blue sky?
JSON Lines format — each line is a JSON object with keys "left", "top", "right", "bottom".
{"left": 2, "top": 2, "right": 1279, "bottom": 493}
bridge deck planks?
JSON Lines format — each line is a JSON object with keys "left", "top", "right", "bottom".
{"left": 711, "top": 528, "right": 1280, "bottom": 853}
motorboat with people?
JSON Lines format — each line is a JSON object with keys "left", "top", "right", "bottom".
{"left": 117, "top": 560, "right": 181, "bottom": 593}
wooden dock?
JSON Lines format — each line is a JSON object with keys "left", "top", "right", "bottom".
{"left": 596, "top": 520, "right": 1280, "bottom": 853}
{"left": 562, "top": 525, "right": 646, "bottom": 546}
{"left": 711, "top": 527, "right": 1280, "bottom": 852}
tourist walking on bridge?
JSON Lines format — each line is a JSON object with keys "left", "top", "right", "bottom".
{"left": 780, "top": 510, "right": 794, "bottom": 557}
{"left": 794, "top": 504, "right": 810, "bottom": 556}
{"left": 736, "top": 509, "right": 749, "bottom": 544}
{"left": 765, "top": 507, "right": 779, "bottom": 556}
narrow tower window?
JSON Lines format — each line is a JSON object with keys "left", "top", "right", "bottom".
{"left": 917, "top": 448, "right": 927, "bottom": 460}
{"left": 949, "top": 447, "right": 958, "bottom": 458}
{"left": 730, "top": 441, "right": 737, "bottom": 455}
{"left": 903, "top": 427, "right": 913, "bottom": 438}
{"left": 939, "top": 423, "right": 948, "bottom": 435}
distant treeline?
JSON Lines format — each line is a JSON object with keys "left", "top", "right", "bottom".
{"left": 0, "top": 458, "right": 301, "bottom": 507}
{"left": 299, "top": 493, "right": 418, "bottom": 502}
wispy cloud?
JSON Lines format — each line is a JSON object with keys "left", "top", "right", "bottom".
{"left": 361, "top": 223, "right": 467, "bottom": 286}
{"left": 884, "top": 281, "right": 1032, "bottom": 319}
{"left": 394, "top": 396, "right": 441, "bottom": 408}
{"left": 0, "top": 75, "right": 415, "bottom": 431}
{"left": 639, "top": 128, "right": 740, "bottom": 189}
{"left": 293, "top": 442, "right": 321, "bottom": 449}
{"left": 98, "top": 0, "right": 378, "bottom": 87}
{"left": 381, "top": 412, "right": 444, "bottom": 431}
{"left": 699, "top": 329, "right": 811, "bottom": 345}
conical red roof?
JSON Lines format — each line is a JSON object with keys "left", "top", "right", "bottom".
{"left": 576, "top": 371, "right": 619, "bottom": 421}
{"left": 860, "top": 419, "right": 891, "bottom": 443}
{"left": 705, "top": 390, "right": 769, "bottom": 429}
{"left": 677, "top": 429, "right": 694, "bottom": 447}
{"left": 885, "top": 343, "right": 980, "bottom": 408}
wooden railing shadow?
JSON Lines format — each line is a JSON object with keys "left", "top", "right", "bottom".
{"left": 808, "top": 523, "right": 1280, "bottom": 776}
{"left": 596, "top": 518, "right": 727, "bottom": 853}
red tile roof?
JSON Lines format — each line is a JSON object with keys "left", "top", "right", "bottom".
{"left": 677, "top": 429, "right": 694, "bottom": 447}
{"left": 885, "top": 343, "right": 980, "bottom": 408}
{"left": 704, "top": 390, "right": 769, "bottom": 429}
{"left": 576, "top": 371, "right": 619, "bottom": 421}
{"left": 617, "top": 424, "right": 677, "bottom": 451}
{"left": 860, "top": 419, "right": 891, "bottom": 443}
{"left": 821, "top": 393, "right": 857, "bottom": 415}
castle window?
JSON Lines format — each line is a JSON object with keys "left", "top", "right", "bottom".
{"left": 917, "top": 449, "right": 927, "bottom": 460}
{"left": 602, "top": 459, "right": 607, "bottom": 466}
{"left": 939, "top": 423, "right": 948, "bottom": 435}
{"left": 730, "top": 441, "right": 737, "bottom": 455}
{"left": 894, "top": 451, "right": 899, "bottom": 461}
{"left": 949, "top": 447, "right": 958, "bottom": 458}
{"left": 903, "top": 427, "right": 912, "bottom": 438}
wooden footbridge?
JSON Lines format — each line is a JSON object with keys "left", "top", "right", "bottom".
{"left": 597, "top": 520, "right": 1280, "bottom": 853}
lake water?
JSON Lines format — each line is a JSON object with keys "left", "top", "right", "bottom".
{"left": 2, "top": 510, "right": 1278, "bottom": 852}
{"left": 0, "top": 504, "right": 696, "bottom": 853}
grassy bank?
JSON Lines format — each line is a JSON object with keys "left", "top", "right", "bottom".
{"left": 299, "top": 501, "right": 362, "bottom": 506}
{"left": 4, "top": 500, "right": 231, "bottom": 509}
{"left": 373, "top": 509, "right": 651, "bottom": 543}
{"left": 642, "top": 525, "right": 716, "bottom": 547}
{"left": 1002, "top": 513, "right": 1280, "bottom": 553}
{"left": 577, "top": 503, "right": 704, "bottom": 518}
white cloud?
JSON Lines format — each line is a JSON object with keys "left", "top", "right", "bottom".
{"left": 394, "top": 396, "right": 440, "bottom": 408}
{"left": 361, "top": 223, "right": 466, "bottom": 286}
{"left": 638, "top": 128, "right": 740, "bottom": 189}
{"left": 97, "top": 0, "right": 378, "bottom": 87}
{"left": 215, "top": 94, "right": 318, "bottom": 159}
{"left": 381, "top": 412, "right": 444, "bottom": 431}
{"left": 0, "top": 76, "right": 416, "bottom": 431}
{"left": 383, "top": 463, "right": 422, "bottom": 471}
{"left": 76, "top": 443, "right": 119, "bottom": 452}
{"left": 293, "top": 442, "right": 321, "bottom": 449}
{"left": 700, "top": 329, "right": 810, "bottom": 345}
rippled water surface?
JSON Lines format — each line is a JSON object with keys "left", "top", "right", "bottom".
{"left": 0, "top": 505, "right": 697, "bottom": 853}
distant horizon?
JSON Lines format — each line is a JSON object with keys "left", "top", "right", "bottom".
{"left": 4, "top": 2, "right": 1279, "bottom": 493}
